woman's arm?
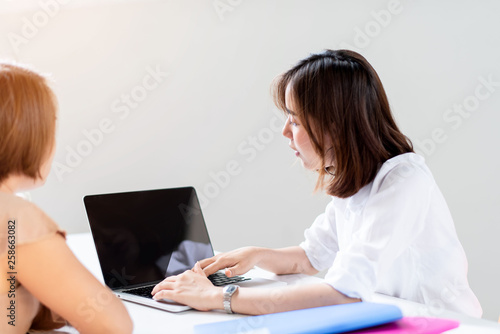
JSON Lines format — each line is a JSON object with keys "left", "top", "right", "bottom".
{"left": 201, "top": 246, "right": 318, "bottom": 277}
{"left": 232, "top": 282, "right": 360, "bottom": 315}
{"left": 152, "top": 262, "right": 359, "bottom": 315}
{"left": 253, "top": 246, "right": 318, "bottom": 275}
{"left": 16, "top": 234, "right": 133, "bottom": 334}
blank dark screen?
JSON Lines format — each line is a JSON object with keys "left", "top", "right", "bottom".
{"left": 84, "top": 187, "right": 213, "bottom": 289}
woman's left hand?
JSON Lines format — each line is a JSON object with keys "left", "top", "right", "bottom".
{"left": 151, "top": 262, "right": 222, "bottom": 311}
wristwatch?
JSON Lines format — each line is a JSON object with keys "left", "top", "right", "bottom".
{"left": 222, "top": 284, "right": 239, "bottom": 314}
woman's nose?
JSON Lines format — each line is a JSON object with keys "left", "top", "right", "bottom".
{"left": 282, "top": 119, "right": 292, "bottom": 139}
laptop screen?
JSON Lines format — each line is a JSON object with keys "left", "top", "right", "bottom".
{"left": 84, "top": 187, "right": 214, "bottom": 290}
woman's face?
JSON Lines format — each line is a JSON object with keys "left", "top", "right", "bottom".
{"left": 282, "top": 84, "right": 322, "bottom": 170}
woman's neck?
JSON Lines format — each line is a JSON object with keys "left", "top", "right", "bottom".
{"left": 0, "top": 181, "right": 16, "bottom": 194}
{"left": 0, "top": 174, "right": 32, "bottom": 194}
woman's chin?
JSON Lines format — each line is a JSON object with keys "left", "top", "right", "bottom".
{"left": 300, "top": 161, "right": 317, "bottom": 171}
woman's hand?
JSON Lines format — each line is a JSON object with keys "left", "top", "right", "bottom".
{"left": 199, "top": 246, "right": 265, "bottom": 277}
{"left": 151, "top": 262, "right": 222, "bottom": 311}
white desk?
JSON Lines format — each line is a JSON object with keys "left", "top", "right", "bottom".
{"left": 62, "top": 233, "right": 500, "bottom": 334}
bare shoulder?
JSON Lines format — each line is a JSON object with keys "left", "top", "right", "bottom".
{"left": 0, "top": 193, "right": 62, "bottom": 245}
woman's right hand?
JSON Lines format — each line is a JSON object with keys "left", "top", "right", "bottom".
{"left": 199, "top": 246, "right": 266, "bottom": 277}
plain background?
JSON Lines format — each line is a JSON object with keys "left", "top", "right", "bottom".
{"left": 0, "top": 0, "right": 499, "bottom": 321}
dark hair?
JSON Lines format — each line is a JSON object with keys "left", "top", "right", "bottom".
{"left": 272, "top": 49, "right": 413, "bottom": 198}
{"left": 0, "top": 62, "right": 57, "bottom": 183}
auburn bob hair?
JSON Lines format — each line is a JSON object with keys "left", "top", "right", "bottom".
{"left": 272, "top": 50, "right": 413, "bottom": 198}
{"left": 0, "top": 62, "right": 57, "bottom": 183}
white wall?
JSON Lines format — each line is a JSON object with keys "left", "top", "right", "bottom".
{"left": 1, "top": 0, "right": 499, "bottom": 321}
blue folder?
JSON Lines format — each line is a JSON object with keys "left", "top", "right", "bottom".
{"left": 194, "top": 302, "right": 403, "bottom": 334}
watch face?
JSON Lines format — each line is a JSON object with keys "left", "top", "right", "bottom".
{"left": 225, "top": 285, "right": 237, "bottom": 294}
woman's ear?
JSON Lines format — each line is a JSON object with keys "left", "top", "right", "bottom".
{"left": 324, "top": 145, "right": 335, "bottom": 168}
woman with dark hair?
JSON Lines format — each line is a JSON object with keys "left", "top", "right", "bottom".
{"left": 152, "top": 50, "right": 482, "bottom": 317}
{"left": 0, "top": 62, "right": 133, "bottom": 334}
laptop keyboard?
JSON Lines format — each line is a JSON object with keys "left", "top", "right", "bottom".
{"left": 122, "top": 273, "right": 251, "bottom": 298}
{"left": 123, "top": 285, "right": 156, "bottom": 299}
{"left": 208, "top": 272, "right": 251, "bottom": 286}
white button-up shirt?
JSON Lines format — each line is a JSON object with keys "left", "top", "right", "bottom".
{"left": 300, "top": 153, "right": 482, "bottom": 317}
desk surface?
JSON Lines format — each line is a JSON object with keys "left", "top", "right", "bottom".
{"left": 62, "top": 233, "right": 499, "bottom": 334}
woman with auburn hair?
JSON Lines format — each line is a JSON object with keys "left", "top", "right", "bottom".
{"left": 151, "top": 50, "right": 482, "bottom": 318}
{"left": 0, "top": 62, "right": 132, "bottom": 334}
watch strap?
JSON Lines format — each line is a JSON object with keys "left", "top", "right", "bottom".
{"left": 223, "top": 285, "right": 239, "bottom": 314}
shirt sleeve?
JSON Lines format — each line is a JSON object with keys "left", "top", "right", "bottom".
{"left": 299, "top": 198, "right": 339, "bottom": 272}
{"left": 323, "top": 161, "right": 433, "bottom": 300}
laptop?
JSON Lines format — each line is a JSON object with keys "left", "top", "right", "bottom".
{"left": 83, "top": 186, "right": 259, "bottom": 312}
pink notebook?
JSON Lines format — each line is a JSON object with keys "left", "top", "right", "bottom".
{"left": 348, "top": 317, "right": 459, "bottom": 334}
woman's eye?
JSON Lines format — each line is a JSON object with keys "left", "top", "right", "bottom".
{"left": 288, "top": 115, "right": 298, "bottom": 126}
